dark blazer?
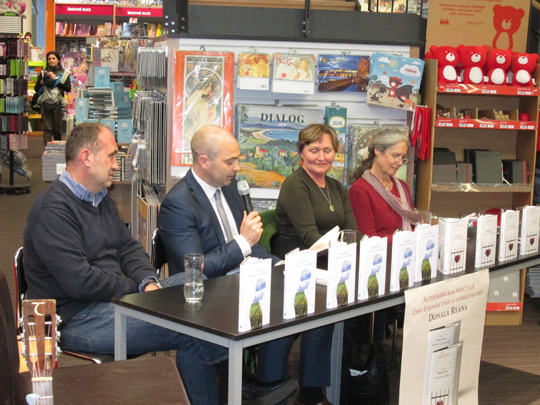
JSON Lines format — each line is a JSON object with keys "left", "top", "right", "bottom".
{"left": 158, "top": 169, "right": 276, "bottom": 278}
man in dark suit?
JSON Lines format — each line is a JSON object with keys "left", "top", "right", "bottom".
{"left": 159, "top": 126, "right": 333, "bottom": 405}
{"left": 159, "top": 125, "right": 297, "bottom": 404}
{"left": 158, "top": 125, "right": 274, "bottom": 278}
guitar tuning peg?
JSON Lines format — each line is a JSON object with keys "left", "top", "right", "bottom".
{"left": 56, "top": 315, "right": 62, "bottom": 324}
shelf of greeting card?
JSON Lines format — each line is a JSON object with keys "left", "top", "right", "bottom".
{"left": 435, "top": 118, "right": 536, "bottom": 130}
{"left": 431, "top": 183, "right": 533, "bottom": 193}
{"left": 438, "top": 83, "right": 539, "bottom": 96}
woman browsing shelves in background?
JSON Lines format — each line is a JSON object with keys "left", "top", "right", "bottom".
{"left": 34, "top": 51, "right": 71, "bottom": 145}
{"left": 264, "top": 123, "right": 357, "bottom": 405}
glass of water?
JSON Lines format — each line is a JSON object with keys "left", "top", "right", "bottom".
{"left": 184, "top": 253, "right": 204, "bottom": 303}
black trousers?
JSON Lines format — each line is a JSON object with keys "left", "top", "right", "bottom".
{"left": 41, "top": 102, "right": 64, "bottom": 145}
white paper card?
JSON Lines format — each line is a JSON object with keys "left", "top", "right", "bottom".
{"left": 238, "top": 258, "right": 272, "bottom": 332}
{"left": 326, "top": 242, "right": 357, "bottom": 308}
{"left": 414, "top": 224, "right": 439, "bottom": 282}
{"left": 438, "top": 217, "right": 468, "bottom": 275}
{"left": 283, "top": 249, "right": 317, "bottom": 319}
{"left": 358, "top": 235, "right": 387, "bottom": 300}
{"left": 425, "top": 342, "right": 463, "bottom": 405}
{"left": 475, "top": 214, "right": 497, "bottom": 268}
{"left": 520, "top": 205, "right": 540, "bottom": 255}
{"left": 390, "top": 230, "right": 416, "bottom": 292}
{"left": 498, "top": 210, "right": 519, "bottom": 261}
{"left": 423, "top": 322, "right": 461, "bottom": 404}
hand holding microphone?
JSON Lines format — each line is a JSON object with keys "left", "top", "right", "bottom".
{"left": 237, "top": 180, "right": 262, "bottom": 246}
{"left": 237, "top": 180, "right": 254, "bottom": 213}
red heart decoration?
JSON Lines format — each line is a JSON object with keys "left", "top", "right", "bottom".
{"left": 530, "top": 238, "right": 535, "bottom": 245}
{"left": 485, "top": 248, "right": 491, "bottom": 257}
{"left": 509, "top": 243, "right": 514, "bottom": 251}
{"left": 454, "top": 254, "right": 460, "bottom": 263}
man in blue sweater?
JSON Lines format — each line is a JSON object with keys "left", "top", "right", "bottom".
{"left": 23, "top": 123, "right": 293, "bottom": 404}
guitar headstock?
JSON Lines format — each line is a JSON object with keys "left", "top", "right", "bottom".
{"left": 21, "top": 299, "right": 58, "bottom": 380}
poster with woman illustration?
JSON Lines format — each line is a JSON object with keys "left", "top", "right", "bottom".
{"left": 171, "top": 51, "right": 234, "bottom": 174}
{"left": 271, "top": 53, "right": 316, "bottom": 95}
{"left": 237, "top": 52, "right": 270, "bottom": 91}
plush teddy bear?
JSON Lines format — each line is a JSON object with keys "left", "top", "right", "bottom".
{"left": 457, "top": 45, "right": 489, "bottom": 85}
{"left": 425, "top": 45, "right": 459, "bottom": 84}
{"left": 485, "top": 48, "right": 513, "bottom": 85}
{"left": 510, "top": 53, "right": 539, "bottom": 87}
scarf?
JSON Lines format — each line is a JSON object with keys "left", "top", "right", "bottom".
{"left": 362, "top": 170, "right": 422, "bottom": 231}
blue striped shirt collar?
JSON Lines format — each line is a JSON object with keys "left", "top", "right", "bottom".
{"left": 59, "top": 170, "right": 108, "bottom": 207}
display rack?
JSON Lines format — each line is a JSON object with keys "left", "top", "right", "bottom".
{"left": 416, "top": 58, "right": 540, "bottom": 325}
{"left": 0, "top": 35, "right": 30, "bottom": 195}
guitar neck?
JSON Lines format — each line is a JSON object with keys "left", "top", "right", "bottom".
{"left": 21, "top": 300, "right": 57, "bottom": 405}
{"left": 28, "top": 380, "right": 53, "bottom": 405}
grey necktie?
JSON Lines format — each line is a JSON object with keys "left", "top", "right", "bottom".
{"left": 214, "top": 189, "right": 234, "bottom": 242}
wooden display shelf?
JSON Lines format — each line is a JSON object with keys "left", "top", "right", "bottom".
{"left": 435, "top": 118, "right": 536, "bottom": 130}
{"left": 431, "top": 184, "right": 533, "bottom": 193}
{"left": 438, "top": 83, "right": 539, "bottom": 96}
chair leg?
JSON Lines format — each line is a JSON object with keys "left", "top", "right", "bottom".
{"left": 391, "top": 317, "right": 398, "bottom": 372}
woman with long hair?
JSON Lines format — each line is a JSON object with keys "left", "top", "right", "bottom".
{"left": 34, "top": 51, "right": 71, "bottom": 145}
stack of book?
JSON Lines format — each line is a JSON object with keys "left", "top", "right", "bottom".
{"left": 525, "top": 267, "right": 540, "bottom": 298}
{"left": 41, "top": 141, "right": 66, "bottom": 182}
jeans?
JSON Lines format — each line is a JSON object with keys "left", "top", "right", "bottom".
{"left": 60, "top": 272, "right": 228, "bottom": 404}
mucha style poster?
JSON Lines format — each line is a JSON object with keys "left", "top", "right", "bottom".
{"left": 237, "top": 52, "right": 270, "bottom": 91}
{"left": 171, "top": 51, "right": 234, "bottom": 171}
{"left": 272, "top": 53, "right": 316, "bottom": 95}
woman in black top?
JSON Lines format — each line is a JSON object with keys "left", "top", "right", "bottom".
{"left": 34, "top": 51, "right": 71, "bottom": 145}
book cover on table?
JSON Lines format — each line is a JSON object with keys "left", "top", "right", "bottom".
{"left": 390, "top": 230, "right": 416, "bottom": 292}
{"left": 358, "top": 235, "right": 387, "bottom": 300}
{"left": 238, "top": 257, "right": 272, "bottom": 332}
{"left": 414, "top": 224, "right": 439, "bottom": 282}
{"left": 283, "top": 249, "right": 317, "bottom": 320}
{"left": 326, "top": 242, "right": 357, "bottom": 309}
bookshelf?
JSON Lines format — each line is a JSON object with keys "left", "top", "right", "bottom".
{"left": 416, "top": 58, "right": 540, "bottom": 325}
{"left": 0, "top": 36, "right": 30, "bottom": 194}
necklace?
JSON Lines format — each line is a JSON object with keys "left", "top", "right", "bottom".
{"left": 317, "top": 184, "right": 335, "bottom": 212}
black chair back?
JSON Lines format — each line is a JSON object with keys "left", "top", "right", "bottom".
{"left": 13, "top": 247, "right": 25, "bottom": 325}
{"left": 0, "top": 270, "right": 26, "bottom": 404}
{"left": 152, "top": 229, "right": 167, "bottom": 277}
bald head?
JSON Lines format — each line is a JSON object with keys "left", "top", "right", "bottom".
{"left": 191, "top": 125, "right": 236, "bottom": 165}
{"left": 191, "top": 125, "right": 241, "bottom": 188}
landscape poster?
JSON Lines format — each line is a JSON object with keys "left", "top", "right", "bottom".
{"left": 236, "top": 104, "right": 324, "bottom": 189}
{"left": 318, "top": 54, "right": 370, "bottom": 92}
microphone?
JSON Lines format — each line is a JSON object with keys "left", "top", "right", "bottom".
{"left": 237, "top": 180, "right": 254, "bottom": 212}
